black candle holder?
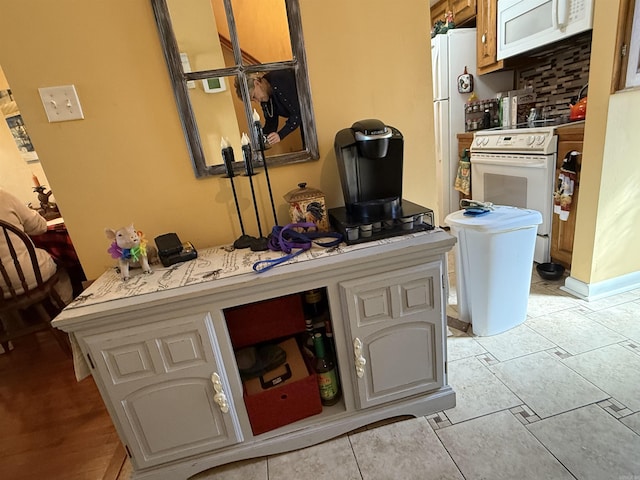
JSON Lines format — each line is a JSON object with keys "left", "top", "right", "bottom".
{"left": 241, "top": 142, "right": 268, "bottom": 252}
{"left": 221, "top": 143, "right": 255, "bottom": 249}
{"left": 254, "top": 121, "right": 279, "bottom": 227}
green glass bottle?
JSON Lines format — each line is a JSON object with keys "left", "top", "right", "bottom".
{"left": 313, "top": 333, "right": 340, "bottom": 406}
{"left": 304, "top": 289, "right": 325, "bottom": 319}
{"left": 300, "top": 319, "right": 316, "bottom": 361}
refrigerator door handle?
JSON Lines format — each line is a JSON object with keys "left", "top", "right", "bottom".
{"left": 433, "top": 102, "right": 443, "bottom": 162}
{"left": 431, "top": 43, "right": 441, "bottom": 100}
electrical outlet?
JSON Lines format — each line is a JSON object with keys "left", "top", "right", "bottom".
{"left": 38, "top": 85, "right": 84, "bottom": 122}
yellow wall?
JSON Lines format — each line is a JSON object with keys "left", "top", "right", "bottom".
{"left": 0, "top": 66, "right": 52, "bottom": 204}
{"left": 571, "top": 0, "right": 640, "bottom": 284}
{"left": 300, "top": 0, "right": 435, "bottom": 214}
{"left": 0, "top": 0, "right": 437, "bottom": 280}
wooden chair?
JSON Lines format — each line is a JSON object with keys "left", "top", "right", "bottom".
{"left": 0, "top": 219, "right": 71, "bottom": 355}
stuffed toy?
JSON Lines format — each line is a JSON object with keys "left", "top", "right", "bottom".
{"left": 105, "top": 224, "right": 153, "bottom": 281}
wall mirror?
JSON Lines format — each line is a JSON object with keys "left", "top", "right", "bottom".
{"left": 151, "top": 0, "right": 319, "bottom": 178}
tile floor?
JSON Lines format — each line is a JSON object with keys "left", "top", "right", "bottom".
{"left": 118, "top": 254, "right": 640, "bottom": 480}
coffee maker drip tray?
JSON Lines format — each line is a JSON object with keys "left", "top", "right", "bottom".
{"left": 329, "top": 200, "right": 434, "bottom": 245}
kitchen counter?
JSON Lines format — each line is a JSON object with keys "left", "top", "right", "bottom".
{"left": 556, "top": 121, "right": 585, "bottom": 138}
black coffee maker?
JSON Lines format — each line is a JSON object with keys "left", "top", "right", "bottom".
{"left": 329, "top": 119, "right": 433, "bottom": 244}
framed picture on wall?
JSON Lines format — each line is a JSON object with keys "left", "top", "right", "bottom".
{"left": 1, "top": 90, "right": 38, "bottom": 163}
{"left": 202, "top": 77, "right": 227, "bottom": 93}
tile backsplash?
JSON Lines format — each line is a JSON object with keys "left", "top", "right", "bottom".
{"left": 515, "top": 31, "right": 592, "bottom": 119}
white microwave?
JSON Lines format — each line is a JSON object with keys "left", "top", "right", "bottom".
{"left": 497, "top": 0, "right": 594, "bottom": 60}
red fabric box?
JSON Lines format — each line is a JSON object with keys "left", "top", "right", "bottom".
{"left": 225, "top": 294, "right": 305, "bottom": 349}
{"left": 243, "top": 338, "right": 322, "bottom": 435}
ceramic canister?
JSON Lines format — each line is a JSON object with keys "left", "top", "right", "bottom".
{"left": 283, "top": 182, "right": 329, "bottom": 231}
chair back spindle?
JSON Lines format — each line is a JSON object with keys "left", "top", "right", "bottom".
{"left": 0, "top": 219, "right": 70, "bottom": 355}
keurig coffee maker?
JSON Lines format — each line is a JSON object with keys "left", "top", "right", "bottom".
{"left": 329, "top": 119, "right": 433, "bottom": 244}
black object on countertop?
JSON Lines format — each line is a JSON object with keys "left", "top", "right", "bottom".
{"left": 329, "top": 200, "right": 434, "bottom": 245}
{"left": 155, "top": 234, "right": 198, "bottom": 267}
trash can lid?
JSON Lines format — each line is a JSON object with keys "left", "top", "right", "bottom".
{"left": 445, "top": 205, "right": 542, "bottom": 231}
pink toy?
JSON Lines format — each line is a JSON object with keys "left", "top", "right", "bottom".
{"left": 105, "top": 224, "right": 152, "bottom": 281}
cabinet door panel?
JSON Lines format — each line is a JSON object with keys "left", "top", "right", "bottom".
{"left": 157, "top": 330, "right": 208, "bottom": 372}
{"left": 452, "top": 0, "right": 476, "bottom": 25}
{"left": 125, "top": 378, "right": 230, "bottom": 459}
{"left": 477, "top": 0, "right": 504, "bottom": 74}
{"left": 354, "top": 285, "right": 393, "bottom": 326}
{"left": 341, "top": 263, "right": 444, "bottom": 409}
{"left": 430, "top": 0, "right": 449, "bottom": 23}
{"left": 102, "top": 341, "right": 155, "bottom": 384}
{"left": 367, "top": 323, "right": 438, "bottom": 396}
{"left": 399, "top": 277, "right": 435, "bottom": 315}
{"left": 84, "top": 312, "right": 241, "bottom": 468}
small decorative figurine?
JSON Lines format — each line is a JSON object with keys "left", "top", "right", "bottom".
{"left": 105, "top": 224, "right": 153, "bottom": 280}
{"left": 431, "top": 10, "right": 455, "bottom": 38}
{"left": 30, "top": 176, "right": 60, "bottom": 220}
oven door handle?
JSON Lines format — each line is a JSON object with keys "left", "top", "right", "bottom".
{"left": 470, "top": 155, "right": 550, "bottom": 168}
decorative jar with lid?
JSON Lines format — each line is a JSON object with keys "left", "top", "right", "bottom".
{"left": 283, "top": 182, "right": 329, "bottom": 231}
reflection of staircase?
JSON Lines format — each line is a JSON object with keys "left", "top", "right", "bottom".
{"left": 218, "top": 34, "right": 260, "bottom": 65}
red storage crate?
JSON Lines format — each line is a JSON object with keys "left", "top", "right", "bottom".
{"left": 225, "top": 294, "right": 306, "bottom": 349}
{"left": 243, "top": 338, "right": 322, "bottom": 435}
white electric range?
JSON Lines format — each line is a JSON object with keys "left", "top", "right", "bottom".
{"left": 470, "top": 126, "right": 558, "bottom": 264}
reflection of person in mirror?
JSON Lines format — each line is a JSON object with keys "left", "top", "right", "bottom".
{"left": 235, "top": 70, "right": 302, "bottom": 145}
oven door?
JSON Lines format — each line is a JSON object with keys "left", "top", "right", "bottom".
{"left": 471, "top": 151, "right": 556, "bottom": 254}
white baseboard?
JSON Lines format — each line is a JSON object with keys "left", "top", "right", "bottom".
{"left": 561, "top": 270, "right": 640, "bottom": 301}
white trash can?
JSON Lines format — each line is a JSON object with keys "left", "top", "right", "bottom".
{"left": 445, "top": 206, "right": 542, "bottom": 336}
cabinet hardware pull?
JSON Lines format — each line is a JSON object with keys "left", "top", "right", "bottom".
{"left": 211, "top": 372, "right": 230, "bottom": 413}
{"left": 353, "top": 338, "right": 366, "bottom": 378}
{"left": 482, "top": 33, "right": 486, "bottom": 44}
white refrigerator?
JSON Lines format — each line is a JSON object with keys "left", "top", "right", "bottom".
{"left": 431, "top": 28, "right": 513, "bottom": 225}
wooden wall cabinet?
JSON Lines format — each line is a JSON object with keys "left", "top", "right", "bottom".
{"left": 551, "top": 124, "right": 584, "bottom": 269}
{"left": 476, "top": 0, "right": 504, "bottom": 75}
{"left": 430, "top": 0, "right": 449, "bottom": 24}
{"left": 54, "top": 232, "right": 456, "bottom": 480}
{"left": 430, "top": 0, "right": 476, "bottom": 26}
{"left": 452, "top": 0, "right": 477, "bottom": 25}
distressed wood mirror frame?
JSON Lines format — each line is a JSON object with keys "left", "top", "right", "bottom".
{"left": 151, "top": 0, "right": 319, "bottom": 178}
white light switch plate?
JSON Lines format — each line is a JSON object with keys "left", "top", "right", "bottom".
{"left": 38, "top": 85, "right": 85, "bottom": 122}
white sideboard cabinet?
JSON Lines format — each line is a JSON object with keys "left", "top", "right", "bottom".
{"left": 53, "top": 230, "right": 456, "bottom": 480}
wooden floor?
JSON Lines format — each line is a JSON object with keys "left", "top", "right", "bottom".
{"left": 0, "top": 332, "right": 126, "bottom": 480}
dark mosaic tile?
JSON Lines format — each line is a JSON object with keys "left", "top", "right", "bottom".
{"left": 598, "top": 398, "right": 633, "bottom": 419}
{"left": 476, "top": 352, "right": 499, "bottom": 367}
{"left": 426, "top": 411, "right": 452, "bottom": 430}
{"left": 510, "top": 404, "right": 540, "bottom": 424}
{"left": 620, "top": 340, "right": 640, "bottom": 356}
{"left": 547, "top": 346, "right": 572, "bottom": 360}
